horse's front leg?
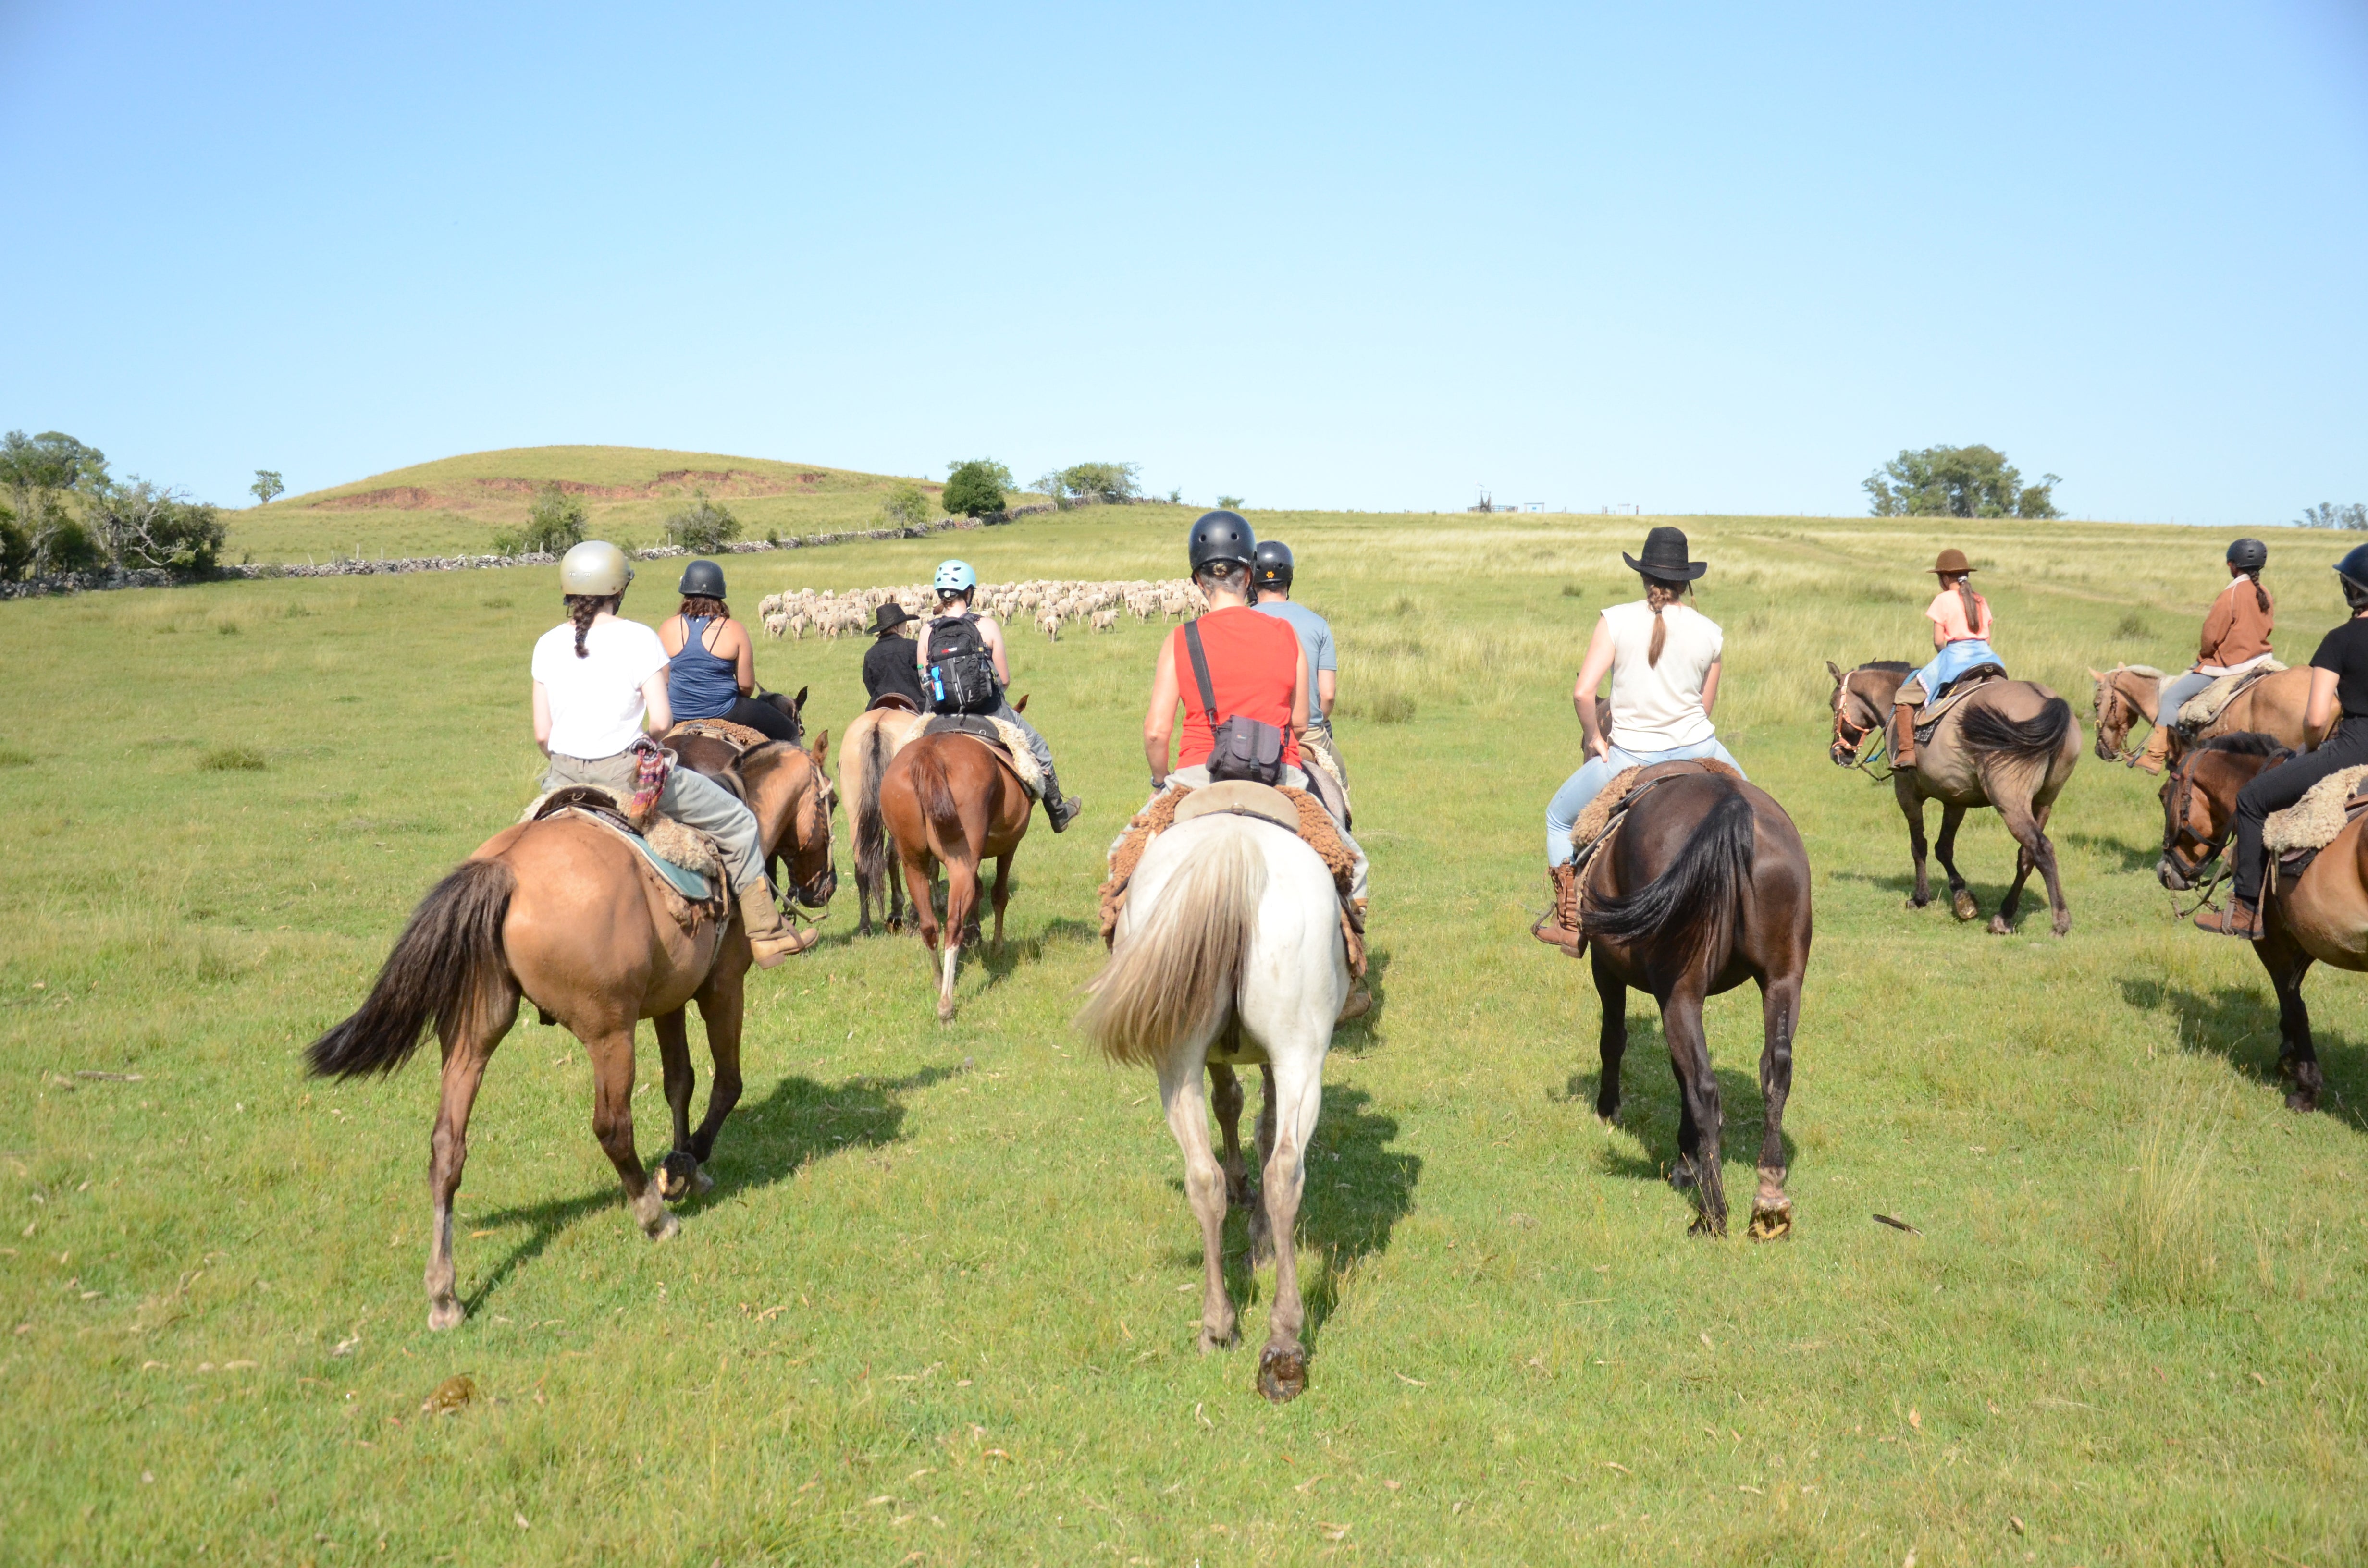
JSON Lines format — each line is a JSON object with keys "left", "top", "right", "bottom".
{"left": 2257, "top": 917, "right": 2322, "bottom": 1111}
{"left": 653, "top": 1008, "right": 701, "bottom": 1201}
{"left": 1209, "top": 1062, "right": 1251, "bottom": 1208}
{"left": 1662, "top": 986, "right": 1726, "bottom": 1235}
{"left": 1748, "top": 971, "right": 1801, "bottom": 1240}
{"left": 1590, "top": 947, "right": 1628, "bottom": 1124}
{"left": 683, "top": 967, "right": 747, "bottom": 1185}
{"left": 423, "top": 1004, "right": 515, "bottom": 1331}
{"left": 1159, "top": 1053, "right": 1237, "bottom": 1352}
{"left": 1935, "top": 802, "right": 1978, "bottom": 921}
{"left": 990, "top": 852, "right": 1013, "bottom": 953}
{"left": 1894, "top": 774, "right": 1933, "bottom": 908}
{"left": 1255, "top": 1047, "right": 1324, "bottom": 1403}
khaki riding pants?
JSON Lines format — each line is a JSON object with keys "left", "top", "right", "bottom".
{"left": 543, "top": 749, "right": 766, "bottom": 896}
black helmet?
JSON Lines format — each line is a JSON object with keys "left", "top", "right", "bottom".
{"left": 2227, "top": 538, "right": 2267, "bottom": 572}
{"left": 1252, "top": 539, "right": 1295, "bottom": 592}
{"left": 678, "top": 559, "right": 727, "bottom": 598}
{"left": 2337, "top": 543, "right": 2368, "bottom": 601}
{"left": 1188, "top": 510, "right": 1257, "bottom": 573}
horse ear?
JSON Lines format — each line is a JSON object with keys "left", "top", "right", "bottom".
{"left": 811, "top": 729, "right": 830, "bottom": 768}
{"left": 2087, "top": 668, "right": 2102, "bottom": 682}
{"left": 793, "top": 685, "right": 808, "bottom": 711}
{"left": 1012, "top": 692, "right": 1029, "bottom": 713}
{"left": 1825, "top": 661, "right": 1842, "bottom": 685}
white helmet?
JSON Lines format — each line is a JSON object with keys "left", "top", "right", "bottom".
{"left": 559, "top": 540, "right": 634, "bottom": 595}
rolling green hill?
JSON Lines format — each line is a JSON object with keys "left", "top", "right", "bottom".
{"left": 230, "top": 446, "right": 1014, "bottom": 563}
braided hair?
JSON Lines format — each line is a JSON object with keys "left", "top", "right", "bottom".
{"left": 1642, "top": 575, "right": 1691, "bottom": 667}
{"left": 565, "top": 592, "right": 622, "bottom": 658}
{"left": 2240, "top": 566, "right": 2270, "bottom": 616}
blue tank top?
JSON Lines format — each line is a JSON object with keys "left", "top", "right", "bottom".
{"left": 667, "top": 616, "right": 741, "bottom": 720}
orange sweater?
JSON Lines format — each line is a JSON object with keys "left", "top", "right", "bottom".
{"left": 2198, "top": 578, "right": 2274, "bottom": 669}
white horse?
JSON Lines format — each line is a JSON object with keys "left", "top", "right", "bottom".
{"left": 1080, "top": 811, "right": 1349, "bottom": 1403}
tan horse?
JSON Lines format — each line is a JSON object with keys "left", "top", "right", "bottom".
{"left": 876, "top": 730, "right": 1032, "bottom": 1022}
{"left": 2156, "top": 735, "right": 2368, "bottom": 1111}
{"left": 304, "top": 739, "right": 837, "bottom": 1330}
{"left": 840, "top": 703, "right": 928, "bottom": 934}
{"left": 2090, "top": 663, "right": 2324, "bottom": 764}
{"left": 1827, "top": 661, "right": 2084, "bottom": 935}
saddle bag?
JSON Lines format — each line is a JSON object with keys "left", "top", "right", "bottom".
{"left": 925, "top": 613, "right": 1002, "bottom": 716}
{"left": 1184, "top": 621, "right": 1286, "bottom": 786}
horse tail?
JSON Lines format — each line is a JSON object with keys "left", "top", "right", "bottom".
{"left": 1962, "top": 695, "right": 2075, "bottom": 777}
{"left": 305, "top": 858, "right": 515, "bottom": 1080}
{"left": 911, "top": 742, "right": 965, "bottom": 859}
{"left": 1581, "top": 787, "right": 1754, "bottom": 975}
{"left": 1080, "top": 824, "right": 1267, "bottom": 1070}
{"left": 853, "top": 719, "right": 890, "bottom": 887}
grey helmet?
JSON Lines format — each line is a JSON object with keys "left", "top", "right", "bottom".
{"left": 1188, "top": 510, "right": 1257, "bottom": 573}
{"left": 558, "top": 540, "right": 633, "bottom": 595}
{"left": 2226, "top": 538, "right": 2268, "bottom": 573}
{"left": 678, "top": 559, "right": 727, "bottom": 598}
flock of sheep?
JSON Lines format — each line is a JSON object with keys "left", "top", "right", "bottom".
{"left": 755, "top": 578, "right": 1209, "bottom": 642}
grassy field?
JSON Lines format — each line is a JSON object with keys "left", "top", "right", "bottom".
{"left": 5, "top": 504, "right": 2368, "bottom": 1566}
{"left": 227, "top": 446, "right": 1022, "bottom": 564}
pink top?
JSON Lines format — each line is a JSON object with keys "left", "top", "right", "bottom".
{"left": 1926, "top": 588, "right": 1993, "bottom": 643}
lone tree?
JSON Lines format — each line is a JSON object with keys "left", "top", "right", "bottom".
{"left": 879, "top": 482, "right": 936, "bottom": 530}
{"left": 942, "top": 459, "right": 1011, "bottom": 518}
{"left": 664, "top": 490, "right": 741, "bottom": 553}
{"left": 250, "top": 469, "right": 284, "bottom": 507}
{"left": 1036, "top": 462, "right": 1142, "bottom": 510}
{"left": 1865, "top": 445, "right": 2060, "bottom": 519}
{"left": 494, "top": 483, "right": 590, "bottom": 556}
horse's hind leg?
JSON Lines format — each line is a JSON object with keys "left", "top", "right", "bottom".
{"left": 1748, "top": 972, "right": 1801, "bottom": 1240}
{"left": 1590, "top": 949, "right": 1628, "bottom": 1123}
{"left": 654, "top": 1007, "right": 701, "bottom": 1202}
{"left": 1255, "top": 1047, "right": 1324, "bottom": 1403}
{"left": 423, "top": 1001, "right": 517, "bottom": 1332}
{"left": 2258, "top": 920, "right": 2322, "bottom": 1112}
{"left": 1989, "top": 796, "right": 2066, "bottom": 937}
{"left": 1935, "top": 803, "right": 1978, "bottom": 921}
{"left": 1247, "top": 1063, "right": 1280, "bottom": 1263}
{"left": 1895, "top": 776, "right": 1934, "bottom": 909}
{"left": 1662, "top": 988, "right": 1727, "bottom": 1236}
{"left": 937, "top": 858, "right": 976, "bottom": 1023}
{"left": 1159, "top": 1053, "right": 1238, "bottom": 1352}
{"left": 588, "top": 1023, "right": 676, "bottom": 1242}
{"left": 1209, "top": 1063, "right": 1251, "bottom": 1209}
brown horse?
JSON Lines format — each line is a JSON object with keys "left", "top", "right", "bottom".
{"left": 839, "top": 702, "right": 928, "bottom": 934}
{"left": 2090, "top": 663, "right": 2323, "bottom": 764}
{"left": 2155, "top": 734, "right": 2368, "bottom": 1111}
{"left": 304, "top": 737, "right": 838, "bottom": 1330}
{"left": 1827, "top": 661, "right": 2084, "bottom": 935}
{"left": 876, "top": 728, "right": 1033, "bottom": 1022}
{"left": 1573, "top": 766, "right": 1812, "bottom": 1238}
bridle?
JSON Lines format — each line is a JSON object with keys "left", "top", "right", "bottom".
{"left": 1829, "top": 671, "right": 1894, "bottom": 780}
{"left": 782, "top": 748, "right": 839, "bottom": 909}
{"left": 2093, "top": 669, "right": 2146, "bottom": 764}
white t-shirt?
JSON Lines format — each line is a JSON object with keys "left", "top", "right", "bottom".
{"left": 531, "top": 617, "right": 670, "bottom": 760}
{"left": 1600, "top": 599, "right": 1723, "bottom": 750}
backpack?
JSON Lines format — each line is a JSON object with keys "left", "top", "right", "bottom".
{"left": 925, "top": 613, "right": 1001, "bottom": 715}
{"left": 1184, "top": 621, "right": 1286, "bottom": 785}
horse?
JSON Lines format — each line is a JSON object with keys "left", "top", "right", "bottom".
{"left": 1827, "top": 661, "right": 2084, "bottom": 935}
{"left": 2154, "top": 734, "right": 2368, "bottom": 1112}
{"left": 876, "top": 724, "right": 1033, "bottom": 1022}
{"left": 303, "top": 736, "right": 839, "bottom": 1331}
{"left": 1079, "top": 810, "right": 1349, "bottom": 1402}
{"left": 2090, "top": 663, "right": 2322, "bottom": 765}
{"left": 839, "top": 699, "right": 927, "bottom": 934}
{"left": 1571, "top": 766, "right": 1812, "bottom": 1237}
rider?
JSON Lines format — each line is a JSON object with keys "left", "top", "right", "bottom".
{"left": 658, "top": 560, "right": 800, "bottom": 742}
{"left": 2133, "top": 538, "right": 2275, "bottom": 774}
{"left": 915, "top": 560, "right": 1084, "bottom": 832}
{"left": 1892, "top": 548, "right": 1998, "bottom": 769}
{"left": 1534, "top": 527, "right": 1740, "bottom": 950}
{"left": 533, "top": 542, "right": 816, "bottom": 966}
{"left": 861, "top": 601, "right": 925, "bottom": 710}
{"left": 2196, "top": 543, "right": 2368, "bottom": 939}
{"left": 1251, "top": 539, "right": 1349, "bottom": 807}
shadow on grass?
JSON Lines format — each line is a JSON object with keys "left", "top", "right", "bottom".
{"left": 2119, "top": 976, "right": 2368, "bottom": 1127}
{"left": 1554, "top": 1003, "right": 1797, "bottom": 1191}
{"left": 2062, "top": 829, "right": 2162, "bottom": 876}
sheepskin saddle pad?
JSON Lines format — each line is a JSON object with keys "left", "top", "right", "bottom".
{"left": 2263, "top": 764, "right": 2368, "bottom": 858}
{"left": 2179, "top": 660, "right": 2286, "bottom": 730}
{"left": 520, "top": 785, "right": 724, "bottom": 902}
{"left": 919, "top": 714, "right": 1044, "bottom": 797}
{"left": 1099, "top": 781, "right": 1363, "bottom": 968}
{"left": 1568, "top": 758, "right": 1746, "bottom": 861}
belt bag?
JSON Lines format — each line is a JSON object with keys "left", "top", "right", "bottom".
{"left": 1184, "top": 621, "right": 1286, "bottom": 785}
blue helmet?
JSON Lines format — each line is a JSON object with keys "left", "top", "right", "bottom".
{"left": 933, "top": 560, "right": 977, "bottom": 594}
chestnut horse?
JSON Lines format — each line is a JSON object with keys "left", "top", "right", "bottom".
{"left": 1827, "top": 661, "right": 2084, "bottom": 935}
{"left": 2090, "top": 663, "right": 2322, "bottom": 764}
{"left": 304, "top": 737, "right": 837, "bottom": 1330}
{"left": 1573, "top": 765, "right": 1813, "bottom": 1238}
{"left": 2155, "top": 734, "right": 2368, "bottom": 1111}
{"left": 876, "top": 728, "right": 1032, "bottom": 1022}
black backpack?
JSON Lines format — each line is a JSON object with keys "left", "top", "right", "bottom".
{"left": 925, "top": 613, "right": 1002, "bottom": 715}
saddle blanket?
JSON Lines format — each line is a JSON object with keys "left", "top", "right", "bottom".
{"left": 668, "top": 717, "right": 776, "bottom": 752}
{"left": 519, "top": 786, "right": 724, "bottom": 903}
{"left": 2178, "top": 659, "right": 2286, "bottom": 730}
{"left": 919, "top": 714, "right": 1044, "bottom": 797}
{"left": 1567, "top": 758, "right": 1746, "bottom": 860}
{"left": 2263, "top": 763, "right": 2368, "bottom": 857}
{"left": 1098, "top": 780, "right": 1363, "bottom": 971}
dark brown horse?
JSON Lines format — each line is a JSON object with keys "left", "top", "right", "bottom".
{"left": 876, "top": 729, "right": 1033, "bottom": 1022}
{"left": 1827, "top": 661, "right": 2083, "bottom": 935}
{"left": 304, "top": 737, "right": 838, "bottom": 1330}
{"left": 1574, "top": 765, "right": 1813, "bottom": 1238}
{"left": 2156, "top": 734, "right": 2368, "bottom": 1111}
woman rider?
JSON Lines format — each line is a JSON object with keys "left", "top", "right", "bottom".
{"left": 1533, "top": 527, "right": 1740, "bottom": 949}
{"left": 533, "top": 541, "right": 816, "bottom": 966}
{"left": 658, "top": 560, "right": 801, "bottom": 742}
{"left": 915, "top": 560, "right": 1083, "bottom": 831}
{"left": 1889, "top": 547, "right": 1998, "bottom": 769}
{"left": 2132, "top": 539, "right": 2274, "bottom": 774}
{"left": 2196, "top": 543, "right": 2368, "bottom": 940}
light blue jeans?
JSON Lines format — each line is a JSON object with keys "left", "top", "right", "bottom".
{"left": 1545, "top": 737, "right": 1745, "bottom": 866}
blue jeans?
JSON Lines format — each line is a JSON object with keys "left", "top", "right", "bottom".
{"left": 1544, "top": 737, "right": 1745, "bottom": 866}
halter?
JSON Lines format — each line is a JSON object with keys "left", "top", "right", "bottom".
{"left": 783, "top": 747, "right": 839, "bottom": 909}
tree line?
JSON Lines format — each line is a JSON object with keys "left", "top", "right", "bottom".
{"left": 0, "top": 430, "right": 226, "bottom": 581}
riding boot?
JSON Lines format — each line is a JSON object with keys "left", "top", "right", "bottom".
{"left": 1039, "top": 770, "right": 1083, "bottom": 833}
{"left": 1529, "top": 864, "right": 1585, "bottom": 955}
{"left": 1336, "top": 980, "right": 1372, "bottom": 1023}
{"left": 2132, "top": 723, "right": 2174, "bottom": 775}
{"left": 738, "top": 883, "right": 819, "bottom": 968}
{"left": 2193, "top": 896, "right": 2264, "bottom": 941}
{"left": 1892, "top": 702, "right": 1919, "bottom": 769}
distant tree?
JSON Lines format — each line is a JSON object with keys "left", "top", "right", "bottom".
{"left": 1216, "top": 494, "right": 1245, "bottom": 511}
{"left": 492, "top": 483, "right": 591, "bottom": 556}
{"left": 1037, "top": 462, "right": 1142, "bottom": 510}
{"left": 879, "top": 482, "right": 936, "bottom": 530}
{"left": 664, "top": 490, "right": 741, "bottom": 553}
{"left": 2298, "top": 502, "right": 2368, "bottom": 531}
{"left": 250, "top": 469, "right": 284, "bottom": 507}
{"left": 1865, "top": 445, "right": 2059, "bottom": 519}
{"left": 0, "top": 503, "right": 26, "bottom": 582}
{"left": 0, "top": 430, "right": 110, "bottom": 577}
{"left": 941, "top": 459, "right": 1010, "bottom": 518}
{"left": 84, "top": 478, "right": 225, "bottom": 576}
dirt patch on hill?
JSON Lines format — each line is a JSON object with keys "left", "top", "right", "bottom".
{"left": 311, "top": 486, "right": 474, "bottom": 512}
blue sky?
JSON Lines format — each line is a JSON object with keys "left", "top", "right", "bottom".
{"left": 3, "top": 1, "right": 2364, "bottom": 522}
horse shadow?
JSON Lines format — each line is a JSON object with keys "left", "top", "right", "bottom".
{"left": 463, "top": 1063, "right": 956, "bottom": 1313}
{"left": 1551, "top": 1009, "right": 1798, "bottom": 1185}
{"left": 2118, "top": 976, "right": 2368, "bottom": 1128}
{"left": 2062, "top": 830, "right": 2161, "bottom": 876}
{"left": 974, "top": 915, "right": 1100, "bottom": 987}
{"left": 1332, "top": 947, "right": 1394, "bottom": 1056}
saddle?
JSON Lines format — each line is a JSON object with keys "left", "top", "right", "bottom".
{"left": 1913, "top": 665, "right": 2007, "bottom": 744}
{"left": 2263, "top": 764, "right": 2368, "bottom": 886}
{"left": 519, "top": 785, "right": 729, "bottom": 920}
{"left": 867, "top": 691, "right": 920, "bottom": 712}
{"left": 2178, "top": 660, "right": 2286, "bottom": 731}
{"left": 1561, "top": 759, "right": 1747, "bottom": 955}
{"left": 918, "top": 713, "right": 1044, "bottom": 798}
{"left": 1099, "top": 780, "right": 1365, "bottom": 974}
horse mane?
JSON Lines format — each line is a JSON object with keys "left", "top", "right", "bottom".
{"left": 2195, "top": 731, "right": 2290, "bottom": 758}
{"left": 2118, "top": 663, "right": 2166, "bottom": 681}
{"left": 1861, "top": 660, "right": 1914, "bottom": 674}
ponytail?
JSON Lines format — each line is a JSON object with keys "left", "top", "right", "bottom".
{"left": 565, "top": 592, "right": 621, "bottom": 658}
{"left": 1642, "top": 576, "right": 1690, "bottom": 667}
{"left": 1954, "top": 576, "right": 1983, "bottom": 639}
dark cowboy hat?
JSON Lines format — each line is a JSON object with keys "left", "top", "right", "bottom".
{"left": 1621, "top": 526, "right": 1708, "bottom": 582}
{"left": 1929, "top": 548, "right": 1976, "bottom": 576}
{"left": 869, "top": 602, "right": 915, "bottom": 635}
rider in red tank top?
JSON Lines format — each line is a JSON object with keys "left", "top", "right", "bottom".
{"left": 1172, "top": 607, "right": 1305, "bottom": 772}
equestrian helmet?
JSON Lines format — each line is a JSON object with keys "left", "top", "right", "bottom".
{"left": 1188, "top": 510, "right": 1257, "bottom": 573}
{"left": 2336, "top": 543, "right": 2368, "bottom": 600}
{"left": 2226, "top": 538, "right": 2268, "bottom": 572}
{"left": 677, "top": 559, "right": 727, "bottom": 599}
{"left": 1252, "top": 539, "right": 1295, "bottom": 592}
{"left": 559, "top": 540, "right": 634, "bottom": 596}
{"left": 933, "top": 559, "right": 977, "bottom": 594}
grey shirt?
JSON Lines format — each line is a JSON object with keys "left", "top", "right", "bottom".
{"left": 1256, "top": 600, "right": 1336, "bottom": 710}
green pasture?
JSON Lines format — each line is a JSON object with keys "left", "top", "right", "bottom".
{"left": 6, "top": 505, "right": 2368, "bottom": 1565}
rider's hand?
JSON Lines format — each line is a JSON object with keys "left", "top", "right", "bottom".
{"left": 1585, "top": 736, "right": 1608, "bottom": 761}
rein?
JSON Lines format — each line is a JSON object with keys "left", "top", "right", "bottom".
{"left": 2096, "top": 672, "right": 2149, "bottom": 765}
{"left": 1833, "top": 674, "right": 1896, "bottom": 782}
{"left": 2161, "top": 755, "right": 2234, "bottom": 919}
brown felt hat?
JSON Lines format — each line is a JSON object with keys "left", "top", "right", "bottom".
{"left": 1929, "top": 548, "right": 1975, "bottom": 576}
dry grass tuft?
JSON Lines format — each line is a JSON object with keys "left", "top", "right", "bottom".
{"left": 2112, "top": 1078, "right": 2229, "bottom": 1304}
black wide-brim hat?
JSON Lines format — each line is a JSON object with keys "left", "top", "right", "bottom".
{"left": 870, "top": 602, "right": 915, "bottom": 635}
{"left": 1621, "top": 526, "right": 1708, "bottom": 582}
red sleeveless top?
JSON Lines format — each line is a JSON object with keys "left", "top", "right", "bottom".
{"left": 1171, "top": 606, "right": 1303, "bottom": 770}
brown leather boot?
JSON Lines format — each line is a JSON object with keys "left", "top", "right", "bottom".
{"left": 1529, "top": 864, "right": 1585, "bottom": 955}
{"left": 738, "top": 884, "right": 820, "bottom": 968}
{"left": 1892, "top": 702, "right": 1919, "bottom": 768}
{"left": 2193, "top": 897, "right": 2263, "bottom": 940}
{"left": 2131, "top": 723, "right": 2173, "bottom": 774}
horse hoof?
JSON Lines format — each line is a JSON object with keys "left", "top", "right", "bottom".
{"left": 2052, "top": 919, "right": 2072, "bottom": 939}
{"left": 1952, "top": 893, "right": 1980, "bottom": 921}
{"left": 1986, "top": 916, "right": 2012, "bottom": 936}
{"left": 2285, "top": 1091, "right": 2319, "bottom": 1113}
{"left": 692, "top": 1166, "right": 715, "bottom": 1197}
{"left": 1256, "top": 1345, "right": 1309, "bottom": 1403}
{"left": 1199, "top": 1323, "right": 1238, "bottom": 1354}
{"left": 655, "top": 1152, "right": 699, "bottom": 1202}
{"left": 645, "top": 1211, "right": 680, "bottom": 1242}
{"left": 1667, "top": 1164, "right": 1696, "bottom": 1191}
{"left": 427, "top": 1298, "right": 464, "bottom": 1332}
{"left": 1747, "top": 1205, "right": 1794, "bottom": 1241}
{"left": 1906, "top": 894, "right": 1931, "bottom": 911}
